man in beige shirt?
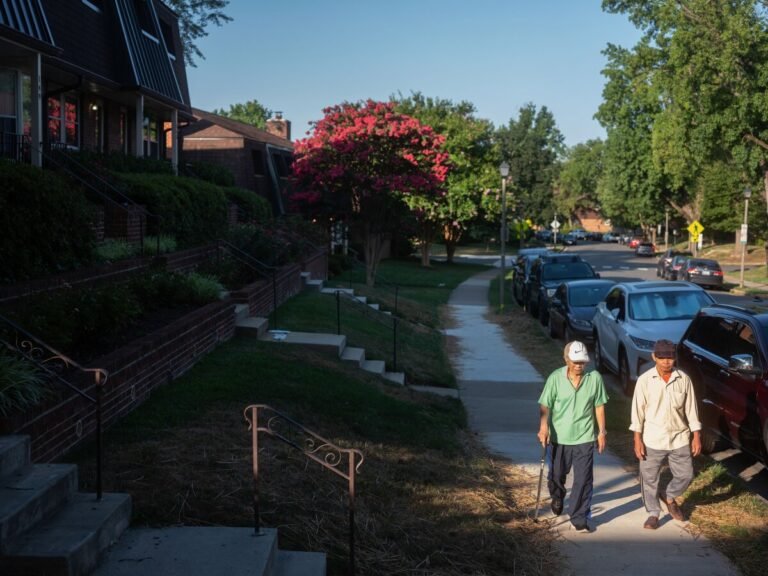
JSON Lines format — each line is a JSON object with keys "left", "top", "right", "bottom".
{"left": 629, "top": 339, "right": 701, "bottom": 530}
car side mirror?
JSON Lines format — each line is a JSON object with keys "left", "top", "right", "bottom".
{"left": 728, "top": 354, "right": 762, "bottom": 376}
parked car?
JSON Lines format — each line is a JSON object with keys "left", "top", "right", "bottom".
{"left": 592, "top": 281, "right": 715, "bottom": 395}
{"left": 627, "top": 237, "right": 644, "bottom": 249}
{"left": 536, "top": 230, "right": 553, "bottom": 242}
{"left": 666, "top": 254, "right": 691, "bottom": 281}
{"left": 602, "top": 233, "right": 619, "bottom": 243}
{"left": 527, "top": 254, "right": 599, "bottom": 325}
{"left": 680, "top": 258, "right": 724, "bottom": 289}
{"left": 635, "top": 242, "right": 656, "bottom": 257}
{"left": 572, "top": 229, "right": 587, "bottom": 241}
{"left": 547, "top": 279, "right": 616, "bottom": 342}
{"left": 678, "top": 304, "right": 768, "bottom": 464}
{"left": 657, "top": 250, "right": 692, "bottom": 279}
{"left": 559, "top": 232, "right": 578, "bottom": 246}
{"left": 512, "top": 248, "right": 552, "bottom": 307}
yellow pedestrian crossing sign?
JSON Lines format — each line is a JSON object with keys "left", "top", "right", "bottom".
{"left": 687, "top": 220, "right": 704, "bottom": 240}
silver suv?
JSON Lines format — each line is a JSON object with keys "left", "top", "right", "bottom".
{"left": 592, "top": 281, "right": 714, "bottom": 395}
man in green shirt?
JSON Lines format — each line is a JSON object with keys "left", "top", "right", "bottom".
{"left": 537, "top": 341, "right": 608, "bottom": 532}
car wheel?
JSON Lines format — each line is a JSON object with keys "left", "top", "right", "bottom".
{"left": 619, "top": 350, "right": 633, "bottom": 396}
{"left": 594, "top": 334, "right": 606, "bottom": 373}
{"left": 701, "top": 427, "right": 719, "bottom": 454}
{"left": 539, "top": 298, "right": 548, "bottom": 326}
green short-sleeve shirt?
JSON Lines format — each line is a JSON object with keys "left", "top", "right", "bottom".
{"left": 538, "top": 366, "right": 608, "bottom": 445}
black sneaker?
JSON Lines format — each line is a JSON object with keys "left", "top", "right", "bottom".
{"left": 550, "top": 497, "right": 563, "bottom": 516}
{"left": 570, "top": 521, "right": 593, "bottom": 533}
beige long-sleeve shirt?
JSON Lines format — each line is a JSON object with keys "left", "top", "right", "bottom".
{"left": 629, "top": 367, "right": 701, "bottom": 451}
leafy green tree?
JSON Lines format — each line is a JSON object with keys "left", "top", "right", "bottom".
{"left": 213, "top": 99, "right": 273, "bottom": 129}
{"left": 165, "top": 0, "right": 232, "bottom": 67}
{"left": 489, "top": 104, "right": 565, "bottom": 230}
{"left": 392, "top": 93, "right": 496, "bottom": 264}
{"left": 555, "top": 139, "right": 604, "bottom": 222}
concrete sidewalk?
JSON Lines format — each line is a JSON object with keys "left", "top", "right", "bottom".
{"left": 446, "top": 268, "right": 738, "bottom": 576}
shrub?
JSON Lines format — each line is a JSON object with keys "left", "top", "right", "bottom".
{"left": 115, "top": 173, "right": 229, "bottom": 246}
{"left": 0, "top": 350, "right": 51, "bottom": 417}
{"left": 0, "top": 160, "right": 95, "bottom": 283}
{"left": 224, "top": 187, "right": 272, "bottom": 223}
{"left": 182, "top": 161, "right": 235, "bottom": 186}
{"left": 68, "top": 150, "right": 174, "bottom": 176}
{"left": 95, "top": 236, "right": 177, "bottom": 262}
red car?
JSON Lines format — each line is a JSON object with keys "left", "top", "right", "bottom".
{"left": 627, "top": 237, "right": 644, "bottom": 249}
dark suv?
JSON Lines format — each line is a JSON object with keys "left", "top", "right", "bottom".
{"left": 527, "top": 254, "right": 599, "bottom": 325}
{"left": 677, "top": 304, "right": 768, "bottom": 464}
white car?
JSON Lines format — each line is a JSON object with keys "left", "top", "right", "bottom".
{"left": 592, "top": 281, "right": 715, "bottom": 395}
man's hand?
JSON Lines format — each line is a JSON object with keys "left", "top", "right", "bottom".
{"left": 537, "top": 425, "right": 549, "bottom": 447}
{"left": 597, "top": 433, "right": 606, "bottom": 454}
{"left": 691, "top": 432, "right": 702, "bottom": 457}
{"left": 634, "top": 435, "right": 646, "bottom": 460}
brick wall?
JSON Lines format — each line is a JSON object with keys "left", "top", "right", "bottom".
{"left": 104, "top": 203, "right": 146, "bottom": 243}
{"left": 0, "top": 300, "right": 236, "bottom": 463}
{"left": 301, "top": 248, "right": 328, "bottom": 281}
{"left": 230, "top": 262, "right": 303, "bottom": 317}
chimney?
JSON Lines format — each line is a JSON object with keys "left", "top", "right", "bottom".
{"left": 266, "top": 111, "right": 291, "bottom": 141}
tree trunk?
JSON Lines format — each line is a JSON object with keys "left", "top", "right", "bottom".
{"left": 364, "top": 226, "right": 384, "bottom": 287}
{"left": 443, "top": 223, "right": 462, "bottom": 265}
{"left": 420, "top": 240, "right": 432, "bottom": 267}
{"left": 445, "top": 242, "right": 456, "bottom": 264}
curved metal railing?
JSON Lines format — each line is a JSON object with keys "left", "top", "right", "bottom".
{"left": 0, "top": 313, "right": 108, "bottom": 499}
{"left": 243, "top": 404, "right": 364, "bottom": 576}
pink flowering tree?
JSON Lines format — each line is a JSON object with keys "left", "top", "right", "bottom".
{"left": 292, "top": 100, "right": 450, "bottom": 285}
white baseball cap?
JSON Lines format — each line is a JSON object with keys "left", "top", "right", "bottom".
{"left": 567, "top": 341, "right": 590, "bottom": 363}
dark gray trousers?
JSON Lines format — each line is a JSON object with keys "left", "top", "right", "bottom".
{"left": 548, "top": 441, "right": 595, "bottom": 525}
{"left": 639, "top": 445, "right": 694, "bottom": 517}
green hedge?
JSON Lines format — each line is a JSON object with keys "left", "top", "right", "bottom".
{"left": 116, "top": 173, "right": 229, "bottom": 247}
{"left": 0, "top": 161, "right": 95, "bottom": 284}
{"left": 223, "top": 186, "right": 272, "bottom": 222}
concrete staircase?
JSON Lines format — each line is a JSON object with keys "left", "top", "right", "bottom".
{"left": 0, "top": 435, "right": 131, "bottom": 576}
{"left": 236, "top": 278, "right": 406, "bottom": 385}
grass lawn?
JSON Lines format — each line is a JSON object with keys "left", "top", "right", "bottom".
{"left": 70, "top": 258, "right": 561, "bottom": 576}
{"left": 491, "top": 284, "right": 768, "bottom": 576}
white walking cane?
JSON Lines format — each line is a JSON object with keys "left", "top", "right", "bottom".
{"left": 534, "top": 442, "right": 547, "bottom": 521}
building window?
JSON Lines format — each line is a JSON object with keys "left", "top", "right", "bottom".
{"left": 48, "top": 93, "right": 80, "bottom": 148}
{"left": 0, "top": 70, "right": 16, "bottom": 127}
{"left": 144, "top": 115, "right": 158, "bottom": 158}
{"left": 134, "top": 0, "right": 157, "bottom": 35}
{"left": 160, "top": 19, "right": 176, "bottom": 57}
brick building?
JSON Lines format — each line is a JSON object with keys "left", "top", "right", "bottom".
{"left": 181, "top": 108, "right": 294, "bottom": 215}
{"left": 0, "top": 0, "right": 191, "bottom": 170}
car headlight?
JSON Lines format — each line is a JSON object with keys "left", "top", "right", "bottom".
{"left": 570, "top": 318, "right": 591, "bottom": 329}
{"left": 629, "top": 335, "right": 655, "bottom": 350}
{"left": 546, "top": 288, "right": 557, "bottom": 297}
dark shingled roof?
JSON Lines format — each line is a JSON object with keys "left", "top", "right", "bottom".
{"left": 190, "top": 108, "right": 293, "bottom": 150}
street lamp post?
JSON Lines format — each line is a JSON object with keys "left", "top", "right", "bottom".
{"left": 499, "top": 161, "right": 510, "bottom": 311}
{"left": 664, "top": 208, "right": 669, "bottom": 252}
{"left": 739, "top": 186, "right": 752, "bottom": 289}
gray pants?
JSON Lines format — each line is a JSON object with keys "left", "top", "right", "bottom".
{"left": 639, "top": 445, "right": 693, "bottom": 517}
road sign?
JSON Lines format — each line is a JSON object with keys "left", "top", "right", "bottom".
{"left": 687, "top": 220, "right": 704, "bottom": 237}
{"left": 740, "top": 223, "right": 748, "bottom": 244}
{"left": 551, "top": 219, "right": 560, "bottom": 230}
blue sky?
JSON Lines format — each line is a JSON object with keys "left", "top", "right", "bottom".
{"left": 186, "top": 1, "right": 641, "bottom": 147}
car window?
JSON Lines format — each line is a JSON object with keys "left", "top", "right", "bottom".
{"left": 570, "top": 285, "right": 613, "bottom": 307}
{"left": 541, "top": 262, "right": 595, "bottom": 281}
{"left": 731, "top": 322, "right": 761, "bottom": 368}
{"left": 628, "top": 290, "right": 712, "bottom": 321}
{"left": 687, "top": 315, "right": 733, "bottom": 358}
{"left": 605, "top": 288, "right": 622, "bottom": 311}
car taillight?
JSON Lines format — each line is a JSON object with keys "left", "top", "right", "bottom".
{"left": 713, "top": 270, "right": 723, "bottom": 276}
{"left": 687, "top": 268, "right": 696, "bottom": 273}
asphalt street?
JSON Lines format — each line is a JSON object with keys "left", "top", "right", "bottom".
{"left": 560, "top": 241, "right": 768, "bottom": 501}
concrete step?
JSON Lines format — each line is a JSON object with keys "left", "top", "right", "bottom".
{"left": 0, "top": 492, "right": 131, "bottom": 576}
{"left": 353, "top": 296, "right": 368, "bottom": 305}
{"left": 261, "top": 331, "right": 347, "bottom": 357}
{"left": 274, "top": 550, "right": 326, "bottom": 576}
{"left": 0, "top": 464, "right": 78, "bottom": 553}
{"left": 320, "top": 287, "right": 354, "bottom": 296}
{"left": 361, "top": 360, "right": 385, "bottom": 375}
{"left": 367, "top": 303, "right": 380, "bottom": 311}
{"left": 0, "top": 436, "right": 29, "bottom": 478}
{"left": 382, "top": 372, "right": 405, "bottom": 386}
{"left": 236, "top": 316, "right": 269, "bottom": 339}
{"left": 304, "top": 279, "right": 324, "bottom": 291}
{"left": 340, "top": 347, "right": 365, "bottom": 365}
{"left": 408, "top": 385, "right": 460, "bottom": 398}
{"left": 234, "top": 303, "right": 250, "bottom": 321}
{"left": 93, "top": 526, "right": 280, "bottom": 576}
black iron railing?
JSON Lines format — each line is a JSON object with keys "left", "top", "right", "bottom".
{"left": 42, "top": 145, "right": 163, "bottom": 256}
{"left": 217, "top": 240, "right": 281, "bottom": 329}
{"left": 0, "top": 132, "right": 31, "bottom": 163}
{"left": 344, "top": 247, "right": 400, "bottom": 315}
{"left": 243, "top": 404, "right": 364, "bottom": 576}
{"left": 0, "top": 314, "right": 108, "bottom": 500}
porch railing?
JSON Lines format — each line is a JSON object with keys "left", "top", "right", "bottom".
{"left": 243, "top": 404, "right": 364, "bottom": 576}
{"left": 0, "top": 313, "right": 108, "bottom": 500}
{"left": 0, "top": 132, "right": 31, "bottom": 163}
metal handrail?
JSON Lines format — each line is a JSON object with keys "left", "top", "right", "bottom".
{"left": 243, "top": 404, "right": 364, "bottom": 576}
{"left": 343, "top": 247, "right": 400, "bottom": 314}
{"left": 41, "top": 145, "right": 163, "bottom": 256}
{"left": 217, "top": 240, "right": 280, "bottom": 329}
{"left": 0, "top": 313, "right": 108, "bottom": 500}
